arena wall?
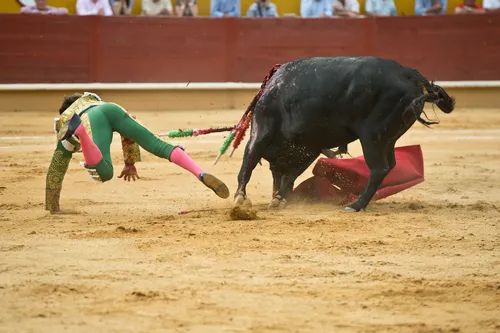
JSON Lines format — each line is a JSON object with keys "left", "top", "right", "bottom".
{"left": 1, "top": 13, "right": 499, "bottom": 84}
{"left": 0, "top": 0, "right": 477, "bottom": 16}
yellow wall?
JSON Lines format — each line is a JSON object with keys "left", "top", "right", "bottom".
{"left": 1, "top": 0, "right": 481, "bottom": 16}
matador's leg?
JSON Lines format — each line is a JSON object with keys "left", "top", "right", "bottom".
{"left": 103, "top": 104, "right": 229, "bottom": 198}
{"left": 59, "top": 113, "right": 102, "bottom": 167}
{"left": 58, "top": 111, "right": 114, "bottom": 182}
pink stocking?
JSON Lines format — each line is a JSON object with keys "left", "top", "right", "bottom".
{"left": 169, "top": 147, "right": 203, "bottom": 178}
{"left": 75, "top": 125, "right": 102, "bottom": 167}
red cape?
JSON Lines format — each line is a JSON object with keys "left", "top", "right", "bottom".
{"left": 292, "top": 145, "right": 424, "bottom": 204}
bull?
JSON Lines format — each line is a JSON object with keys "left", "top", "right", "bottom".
{"left": 233, "top": 56, "right": 455, "bottom": 211}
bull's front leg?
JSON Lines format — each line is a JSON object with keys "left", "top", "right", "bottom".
{"left": 235, "top": 141, "right": 266, "bottom": 207}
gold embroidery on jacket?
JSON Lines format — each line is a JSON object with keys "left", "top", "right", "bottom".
{"left": 121, "top": 136, "right": 141, "bottom": 164}
{"left": 56, "top": 96, "right": 97, "bottom": 141}
{"left": 45, "top": 147, "right": 71, "bottom": 211}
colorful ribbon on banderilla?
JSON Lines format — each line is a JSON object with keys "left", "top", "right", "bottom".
{"left": 159, "top": 64, "right": 282, "bottom": 164}
{"left": 157, "top": 121, "right": 250, "bottom": 165}
{"left": 159, "top": 126, "right": 235, "bottom": 138}
{"left": 213, "top": 64, "right": 282, "bottom": 164}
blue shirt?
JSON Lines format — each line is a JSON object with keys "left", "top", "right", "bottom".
{"left": 211, "top": 0, "right": 240, "bottom": 17}
{"left": 247, "top": 2, "right": 278, "bottom": 17}
{"left": 300, "top": 0, "right": 333, "bottom": 18}
{"left": 365, "top": 0, "right": 396, "bottom": 16}
{"left": 415, "top": 0, "right": 447, "bottom": 15}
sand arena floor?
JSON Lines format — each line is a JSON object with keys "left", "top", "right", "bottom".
{"left": 0, "top": 107, "right": 499, "bottom": 332}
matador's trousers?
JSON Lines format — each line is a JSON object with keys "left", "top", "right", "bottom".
{"left": 84, "top": 103, "right": 175, "bottom": 181}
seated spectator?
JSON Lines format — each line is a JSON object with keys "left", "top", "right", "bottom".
{"left": 365, "top": 0, "right": 397, "bottom": 16}
{"left": 142, "top": 0, "right": 173, "bottom": 16}
{"left": 176, "top": 0, "right": 198, "bottom": 16}
{"left": 454, "top": 0, "right": 484, "bottom": 14}
{"left": 20, "top": 0, "right": 68, "bottom": 14}
{"left": 211, "top": 0, "right": 240, "bottom": 17}
{"left": 110, "top": 0, "right": 134, "bottom": 15}
{"left": 76, "top": 0, "right": 113, "bottom": 16}
{"left": 415, "top": 0, "right": 447, "bottom": 15}
{"left": 300, "top": 0, "right": 332, "bottom": 17}
{"left": 333, "top": 0, "right": 361, "bottom": 17}
{"left": 483, "top": 0, "right": 500, "bottom": 11}
{"left": 247, "top": 0, "right": 278, "bottom": 17}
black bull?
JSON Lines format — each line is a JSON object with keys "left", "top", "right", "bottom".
{"left": 234, "top": 56, "right": 455, "bottom": 211}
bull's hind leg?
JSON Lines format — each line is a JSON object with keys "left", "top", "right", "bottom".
{"left": 346, "top": 139, "right": 396, "bottom": 212}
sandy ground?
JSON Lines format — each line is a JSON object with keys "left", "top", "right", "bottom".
{"left": 0, "top": 106, "right": 499, "bottom": 333}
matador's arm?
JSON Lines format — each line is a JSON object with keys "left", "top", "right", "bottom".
{"left": 45, "top": 141, "right": 73, "bottom": 213}
{"left": 118, "top": 135, "right": 141, "bottom": 181}
{"left": 120, "top": 135, "right": 141, "bottom": 165}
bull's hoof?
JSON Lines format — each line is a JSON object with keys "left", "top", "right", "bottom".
{"left": 234, "top": 194, "right": 252, "bottom": 207}
{"left": 278, "top": 199, "right": 287, "bottom": 209}
{"left": 268, "top": 197, "right": 281, "bottom": 209}
{"left": 268, "top": 197, "right": 287, "bottom": 210}
{"left": 344, "top": 205, "right": 365, "bottom": 212}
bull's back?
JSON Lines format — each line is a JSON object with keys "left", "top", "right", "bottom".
{"left": 262, "top": 56, "right": 422, "bottom": 145}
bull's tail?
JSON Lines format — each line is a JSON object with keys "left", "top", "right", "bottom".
{"left": 214, "top": 64, "right": 281, "bottom": 164}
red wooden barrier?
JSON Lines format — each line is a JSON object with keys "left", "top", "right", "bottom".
{"left": 1, "top": 13, "right": 499, "bottom": 83}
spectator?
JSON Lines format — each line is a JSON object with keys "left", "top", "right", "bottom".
{"left": 20, "top": 0, "right": 68, "bottom": 14}
{"left": 454, "top": 0, "right": 483, "bottom": 14}
{"left": 300, "top": 0, "right": 332, "bottom": 17}
{"left": 211, "top": 0, "right": 240, "bottom": 17}
{"left": 142, "top": 0, "right": 173, "bottom": 16}
{"left": 333, "top": 0, "right": 361, "bottom": 17}
{"left": 365, "top": 0, "right": 397, "bottom": 16}
{"left": 76, "top": 0, "right": 113, "bottom": 16}
{"left": 415, "top": 0, "right": 447, "bottom": 15}
{"left": 483, "top": 0, "right": 500, "bottom": 11}
{"left": 247, "top": 0, "right": 278, "bottom": 17}
{"left": 176, "top": 0, "right": 198, "bottom": 16}
{"left": 110, "top": 0, "right": 134, "bottom": 15}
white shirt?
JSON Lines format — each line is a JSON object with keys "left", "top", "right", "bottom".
{"left": 300, "top": 0, "right": 333, "bottom": 18}
{"left": 76, "top": 0, "right": 113, "bottom": 16}
{"left": 365, "top": 0, "right": 396, "bottom": 16}
{"left": 142, "top": 0, "right": 173, "bottom": 15}
{"left": 483, "top": 0, "right": 500, "bottom": 10}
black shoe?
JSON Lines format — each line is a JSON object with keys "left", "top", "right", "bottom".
{"left": 200, "top": 173, "right": 229, "bottom": 199}
{"left": 57, "top": 113, "right": 81, "bottom": 141}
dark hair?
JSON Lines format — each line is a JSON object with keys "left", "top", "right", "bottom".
{"left": 59, "top": 93, "right": 82, "bottom": 114}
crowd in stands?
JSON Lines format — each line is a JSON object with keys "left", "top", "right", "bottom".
{"left": 19, "top": 0, "right": 500, "bottom": 17}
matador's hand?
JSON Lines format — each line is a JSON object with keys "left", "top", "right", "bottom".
{"left": 118, "top": 163, "right": 140, "bottom": 182}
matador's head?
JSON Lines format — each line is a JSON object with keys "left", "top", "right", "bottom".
{"left": 59, "top": 93, "right": 83, "bottom": 114}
